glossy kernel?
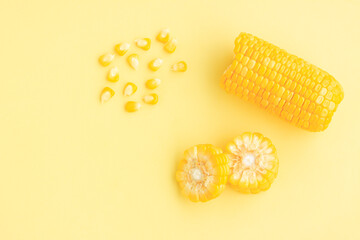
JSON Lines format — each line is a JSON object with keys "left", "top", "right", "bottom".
{"left": 145, "top": 78, "right": 161, "bottom": 90}
{"left": 135, "top": 38, "right": 151, "bottom": 51}
{"left": 148, "top": 58, "right": 163, "bottom": 71}
{"left": 114, "top": 42, "right": 130, "bottom": 56}
{"left": 100, "top": 87, "right": 115, "bottom": 104}
{"left": 127, "top": 54, "right": 139, "bottom": 70}
{"left": 171, "top": 61, "right": 187, "bottom": 72}
{"left": 164, "top": 38, "right": 177, "bottom": 53}
{"left": 143, "top": 93, "right": 158, "bottom": 105}
{"left": 99, "top": 53, "right": 115, "bottom": 66}
{"left": 156, "top": 29, "right": 170, "bottom": 43}
{"left": 107, "top": 66, "right": 119, "bottom": 82}
{"left": 123, "top": 82, "right": 137, "bottom": 97}
{"left": 125, "top": 101, "right": 141, "bottom": 112}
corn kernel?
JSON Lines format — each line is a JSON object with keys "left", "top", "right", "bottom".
{"left": 164, "top": 38, "right": 177, "bottom": 53}
{"left": 127, "top": 54, "right": 139, "bottom": 70}
{"left": 107, "top": 66, "right": 119, "bottom": 82}
{"left": 99, "top": 53, "right": 115, "bottom": 66}
{"left": 145, "top": 78, "right": 161, "bottom": 90}
{"left": 171, "top": 61, "right": 187, "bottom": 72}
{"left": 100, "top": 87, "right": 115, "bottom": 104}
{"left": 125, "top": 101, "right": 141, "bottom": 112}
{"left": 148, "top": 58, "right": 163, "bottom": 71}
{"left": 114, "top": 42, "right": 130, "bottom": 56}
{"left": 156, "top": 29, "right": 170, "bottom": 43}
{"left": 123, "top": 82, "right": 137, "bottom": 96}
{"left": 143, "top": 93, "right": 158, "bottom": 105}
{"left": 135, "top": 38, "right": 151, "bottom": 50}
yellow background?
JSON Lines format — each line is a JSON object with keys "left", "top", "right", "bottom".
{"left": 0, "top": 0, "right": 359, "bottom": 239}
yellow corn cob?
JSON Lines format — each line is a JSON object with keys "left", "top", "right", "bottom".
{"left": 226, "top": 132, "right": 279, "bottom": 194}
{"left": 176, "top": 144, "right": 229, "bottom": 202}
{"left": 221, "top": 33, "right": 344, "bottom": 132}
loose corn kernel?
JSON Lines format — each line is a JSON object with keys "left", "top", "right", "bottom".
{"left": 226, "top": 132, "right": 279, "bottom": 194}
{"left": 176, "top": 144, "right": 229, "bottom": 202}
{"left": 143, "top": 93, "right": 158, "bottom": 105}
{"left": 164, "top": 38, "right": 177, "bottom": 53}
{"left": 127, "top": 54, "right": 139, "bottom": 70}
{"left": 100, "top": 87, "right": 115, "bottom": 104}
{"left": 99, "top": 53, "right": 115, "bottom": 66}
{"left": 222, "top": 33, "right": 344, "bottom": 132}
{"left": 114, "top": 42, "right": 130, "bottom": 56}
{"left": 107, "top": 66, "right": 119, "bottom": 82}
{"left": 135, "top": 38, "right": 151, "bottom": 50}
{"left": 125, "top": 101, "right": 141, "bottom": 112}
{"left": 123, "top": 82, "right": 137, "bottom": 96}
{"left": 156, "top": 29, "right": 170, "bottom": 43}
{"left": 171, "top": 61, "right": 187, "bottom": 72}
{"left": 145, "top": 78, "right": 161, "bottom": 90}
{"left": 148, "top": 58, "right": 163, "bottom": 71}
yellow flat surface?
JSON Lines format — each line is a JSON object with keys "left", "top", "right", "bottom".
{"left": 0, "top": 0, "right": 359, "bottom": 239}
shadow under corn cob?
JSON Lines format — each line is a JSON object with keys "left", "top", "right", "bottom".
{"left": 221, "top": 33, "right": 344, "bottom": 132}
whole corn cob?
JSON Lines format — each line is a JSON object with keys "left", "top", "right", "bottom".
{"left": 221, "top": 33, "right": 344, "bottom": 132}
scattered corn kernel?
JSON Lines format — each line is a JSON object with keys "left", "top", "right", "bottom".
{"left": 145, "top": 78, "right": 161, "bottom": 90}
{"left": 114, "top": 42, "right": 130, "bottom": 56}
{"left": 127, "top": 54, "right": 139, "bottom": 70}
{"left": 226, "top": 132, "right": 279, "bottom": 194}
{"left": 164, "top": 38, "right": 177, "bottom": 53}
{"left": 171, "top": 61, "right": 187, "bottom": 72}
{"left": 125, "top": 101, "right": 141, "bottom": 112}
{"left": 135, "top": 38, "right": 151, "bottom": 50}
{"left": 107, "top": 66, "right": 119, "bottom": 82}
{"left": 99, "top": 53, "right": 115, "bottom": 66}
{"left": 156, "top": 29, "right": 170, "bottom": 43}
{"left": 143, "top": 93, "right": 158, "bottom": 105}
{"left": 148, "top": 58, "right": 163, "bottom": 71}
{"left": 176, "top": 144, "right": 229, "bottom": 202}
{"left": 123, "top": 82, "right": 137, "bottom": 96}
{"left": 100, "top": 87, "right": 115, "bottom": 104}
{"left": 221, "top": 32, "right": 344, "bottom": 132}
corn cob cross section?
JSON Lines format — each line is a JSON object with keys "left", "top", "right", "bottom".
{"left": 221, "top": 33, "right": 344, "bottom": 132}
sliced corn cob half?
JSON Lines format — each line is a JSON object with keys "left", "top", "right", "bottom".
{"left": 176, "top": 144, "right": 229, "bottom": 202}
{"left": 226, "top": 132, "right": 279, "bottom": 194}
{"left": 221, "top": 33, "right": 344, "bottom": 132}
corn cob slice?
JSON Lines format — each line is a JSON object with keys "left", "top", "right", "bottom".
{"left": 226, "top": 132, "right": 279, "bottom": 194}
{"left": 176, "top": 144, "right": 229, "bottom": 202}
{"left": 221, "top": 33, "right": 344, "bottom": 132}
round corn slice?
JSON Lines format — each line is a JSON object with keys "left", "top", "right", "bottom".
{"left": 99, "top": 53, "right": 115, "bottom": 66}
{"left": 156, "top": 29, "right": 170, "bottom": 43}
{"left": 176, "top": 144, "right": 229, "bottom": 202}
{"left": 226, "top": 132, "right": 279, "bottom": 194}
{"left": 123, "top": 82, "right": 137, "bottom": 96}
{"left": 114, "top": 42, "right": 130, "bottom": 56}
{"left": 100, "top": 87, "right": 115, "bottom": 104}
{"left": 143, "top": 93, "right": 158, "bottom": 105}
{"left": 107, "top": 66, "right": 119, "bottom": 82}
{"left": 127, "top": 54, "right": 139, "bottom": 70}
{"left": 125, "top": 101, "right": 141, "bottom": 112}
{"left": 171, "top": 61, "right": 187, "bottom": 72}
{"left": 135, "top": 38, "right": 151, "bottom": 51}
{"left": 164, "top": 38, "right": 177, "bottom": 53}
{"left": 145, "top": 78, "right": 161, "bottom": 90}
{"left": 148, "top": 58, "right": 163, "bottom": 71}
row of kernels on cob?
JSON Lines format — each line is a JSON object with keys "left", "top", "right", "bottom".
{"left": 98, "top": 29, "right": 187, "bottom": 112}
{"left": 176, "top": 132, "right": 279, "bottom": 202}
{"left": 221, "top": 33, "right": 344, "bottom": 131}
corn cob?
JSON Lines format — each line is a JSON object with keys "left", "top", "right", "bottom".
{"left": 226, "top": 132, "right": 279, "bottom": 194}
{"left": 176, "top": 144, "right": 229, "bottom": 202}
{"left": 221, "top": 33, "right": 344, "bottom": 132}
